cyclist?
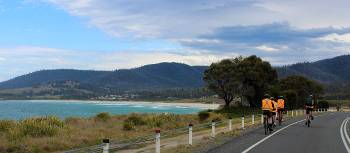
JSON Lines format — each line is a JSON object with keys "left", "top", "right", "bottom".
{"left": 262, "top": 94, "right": 274, "bottom": 131}
{"left": 277, "top": 96, "right": 285, "bottom": 123}
{"left": 305, "top": 94, "right": 314, "bottom": 126}
{"left": 271, "top": 97, "right": 278, "bottom": 127}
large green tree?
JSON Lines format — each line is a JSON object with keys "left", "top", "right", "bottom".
{"left": 203, "top": 58, "right": 242, "bottom": 106}
{"left": 203, "top": 55, "right": 277, "bottom": 107}
{"left": 237, "top": 55, "right": 278, "bottom": 107}
{"left": 279, "top": 75, "right": 324, "bottom": 108}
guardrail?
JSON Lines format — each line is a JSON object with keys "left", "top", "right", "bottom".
{"left": 64, "top": 108, "right": 327, "bottom": 153}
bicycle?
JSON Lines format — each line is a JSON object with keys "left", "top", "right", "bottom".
{"left": 263, "top": 113, "right": 272, "bottom": 135}
{"left": 305, "top": 106, "right": 313, "bottom": 127}
{"left": 277, "top": 110, "right": 283, "bottom": 126}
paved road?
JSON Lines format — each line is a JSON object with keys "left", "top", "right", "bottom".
{"left": 207, "top": 112, "right": 350, "bottom": 153}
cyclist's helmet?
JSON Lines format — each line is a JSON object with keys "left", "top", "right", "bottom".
{"left": 278, "top": 96, "right": 284, "bottom": 99}
{"left": 270, "top": 97, "right": 275, "bottom": 100}
{"left": 264, "top": 94, "right": 270, "bottom": 98}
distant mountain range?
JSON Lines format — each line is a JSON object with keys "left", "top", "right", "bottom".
{"left": 0, "top": 55, "right": 349, "bottom": 99}
{"left": 277, "top": 55, "right": 350, "bottom": 83}
{"left": 0, "top": 62, "right": 206, "bottom": 90}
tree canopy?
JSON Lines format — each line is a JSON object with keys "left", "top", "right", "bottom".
{"left": 203, "top": 58, "right": 242, "bottom": 106}
{"left": 279, "top": 75, "right": 324, "bottom": 109}
{"left": 203, "top": 55, "right": 277, "bottom": 107}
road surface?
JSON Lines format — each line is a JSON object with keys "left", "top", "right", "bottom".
{"left": 206, "top": 112, "right": 350, "bottom": 153}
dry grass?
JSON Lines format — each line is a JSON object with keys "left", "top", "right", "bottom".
{"left": 0, "top": 112, "right": 227, "bottom": 153}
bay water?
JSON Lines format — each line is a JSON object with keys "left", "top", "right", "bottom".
{"left": 0, "top": 100, "right": 208, "bottom": 120}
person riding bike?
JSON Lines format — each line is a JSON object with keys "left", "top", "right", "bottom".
{"left": 271, "top": 97, "right": 278, "bottom": 127}
{"left": 305, "top": 94, "right": 314, "bottom": 126}
{"left": 262, "top": 94, "right": 274, "bottom": 131}
{"left": 277, "top": 96, "right": 285, "bottom": 123}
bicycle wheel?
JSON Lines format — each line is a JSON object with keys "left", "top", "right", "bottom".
{"left": 264, "top": 116, "right": 268, "bottom": 135}
{"left": 279, "top": 113, "right": 282, "bottom": 126}
{"left": 307, "top": 120, "right": 310, "bottom": 127}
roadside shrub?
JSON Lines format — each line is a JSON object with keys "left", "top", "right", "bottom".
{"left": 123, "top": 122, "right": 134, "bottom": 131}
{"left": 19, "top": 116, "right": 64, "bottom": 137}
{"left": 125, "top": 114, "right": 146, "bottom": 126}
{"left": 145, "top": 116, "right": 163, "bottom": 127}
{"left": 318, "top": 100, "right": 329, "bottom": 108}
{"left": 95, "top": 112, "right": 111, "bottom": 122}
{"left": 6, "top": 127, "right": 24, "bottom": 142}
{"left": 64, "top": 117, "right": 80, "bottom": 124}
{"left": 209, "top": 113, "right": 224, "bottom": 122}
{"left": 198, "top": 111, "right": 210, "bottom": 121}
{"left": 0, "top": 120, "right": 15, "bottom": 132}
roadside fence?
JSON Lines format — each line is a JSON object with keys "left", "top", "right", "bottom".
{"left": 64, "top": 108, "right": 327, "bottom": 153}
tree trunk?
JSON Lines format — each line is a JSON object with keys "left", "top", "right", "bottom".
{"left": 224, "top": 94, "right": 233, "bottom": 107}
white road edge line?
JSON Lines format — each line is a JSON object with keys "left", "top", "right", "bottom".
{"left": 341, "top": 118, "right": 350, "bottom": 153}
{"left": 344, "top": 119, "right": 350, "bottom": 145}
{"left": 241, "top": 118, "right": 306, "bottom": 153}
{"left": 241, "top": 114, "right": 327, "bottom": 153}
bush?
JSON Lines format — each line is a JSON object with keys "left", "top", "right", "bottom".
{"left": 198, "top": 111, "right": 210, "bottom": 121}
{"left": 18, "top": 116, "right": 64, "bottom": 137}
{"left": 123, "top": 122, "right": 134, "bottom": 131}
{"left": 145, "top": 116, "right": 163, "bottom": 127}
{"left": 318, "top": 100, "right": 329, "bottom": 109}
{"left": 0, "top": 120, "right": 15, "bottom": 132}
{"left": 95, "top": 112, "right": 111, "bottom": 122}
{"left": 64, "top": 117, "right": 80, "bottom": 124}
{"left": 125, "top": 114, "right": 146, "bottom": 126}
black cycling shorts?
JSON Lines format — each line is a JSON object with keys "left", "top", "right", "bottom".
{"left": 306, "top": 108, "right": 313, "bottom": 114}
{"left": 263, "top": 110, "right": 272, "bottom": 117}
{"left": 278, "top": 109, "right": 284, "bottom": 113}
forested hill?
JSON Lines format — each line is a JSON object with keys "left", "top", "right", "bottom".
{"left": 0, "top": 62, "right": 206, "bottom": 90}
{"left": 1, "top": 55, "right": 350, "bottom": 91}
{"left": 277, "top": 55, "right": 350, "bottom": 83}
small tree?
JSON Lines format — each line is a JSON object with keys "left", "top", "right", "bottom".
{"left": 203, "top": 58, "right": 242, "bottom": 106}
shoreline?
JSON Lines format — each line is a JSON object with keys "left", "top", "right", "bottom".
{"left": 0, "top": 99, "right": 222, "bottom": 110}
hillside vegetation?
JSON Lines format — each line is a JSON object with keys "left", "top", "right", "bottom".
{"left": 1, "top": 55, "right": 350, "bottom": 99}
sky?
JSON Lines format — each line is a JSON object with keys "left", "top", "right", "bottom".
{"left": 1, "top": 0, "right": 350, "bottom": 81}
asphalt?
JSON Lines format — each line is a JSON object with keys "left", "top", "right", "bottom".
{"left": 206, "top": 112, "right": 350, "bottom": 153}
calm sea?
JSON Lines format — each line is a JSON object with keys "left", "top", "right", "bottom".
{"left": 0, "top": 100, "right": 205, "bottom": 120}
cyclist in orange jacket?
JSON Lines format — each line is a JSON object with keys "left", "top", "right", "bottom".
{"left": 277, "top": 96, "right": 285, "bottom": 123}
{"left": 262, "top": 94, "right": 275, "bottom": 131}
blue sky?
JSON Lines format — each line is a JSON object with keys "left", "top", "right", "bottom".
{"left": 1, "top": 0, "right": 350, "bottom": 81}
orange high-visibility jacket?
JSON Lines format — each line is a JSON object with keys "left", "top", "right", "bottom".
{"left": 272, "top": 101, "right": 278, "bottom": 112}
{"left": 277, "top": 99, "right": 285, "bottom": 109}
{"left": 262, "top": 98, "right": 273, "bottom": 111}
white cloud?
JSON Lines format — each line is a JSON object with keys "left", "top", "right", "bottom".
{"left": 256, "top": 45, "right": 279, "bottom": 52}
{"left": 0, "top": 46, "right": 236, "bottom": 81}
{"left": 45, "top": 0, "right": 350, "bottom": 39}
{"left": 320, "top": 33, "right": 350, "bottom": 43}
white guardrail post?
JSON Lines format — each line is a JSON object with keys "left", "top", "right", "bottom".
{"left": 155, "top": 129, "right": 161, "bottom": 153}
{"left": 261, "top": 114, "right": 264, "bottom": 124}
{"left": 292, "top": 110, "right": 294, "bottom": 117}
{"left": 188, "top": 123, "right": 193, "bottom": 145}
{"left": 211, "top": 121, "right": 216, "bottom": 138}
{"left": 102, "top": 139, "right": 109, "bottom": 153}
{"left": 228, "top": 117, "right": 232, "bottom": 131}
{"left": 242, "top": 115, "right": 245, "bottom": 129}
{"left": 252, "top": 114, "right": 255, "bottom": 125}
